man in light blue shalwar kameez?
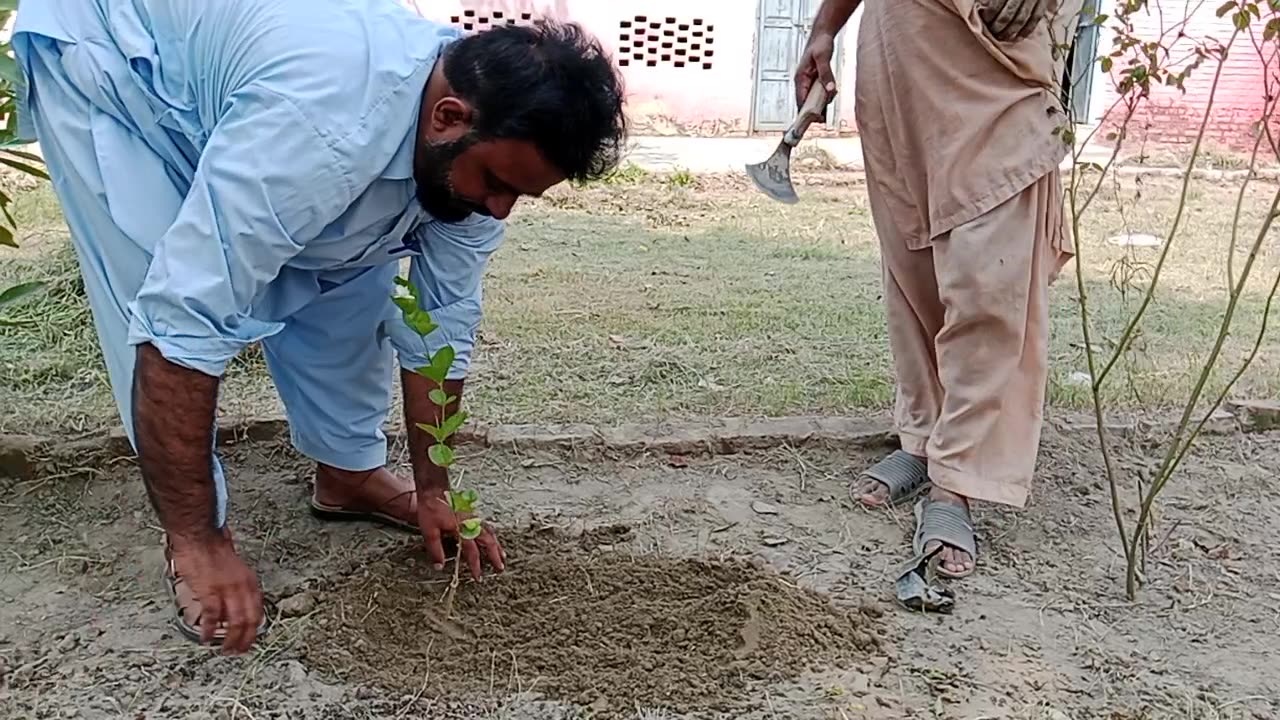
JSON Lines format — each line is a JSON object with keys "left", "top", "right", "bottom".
{"left": 13, "top": 0, "right": 626, "bottom": 654}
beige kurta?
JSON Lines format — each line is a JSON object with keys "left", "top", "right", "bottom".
{"left": 855, "top": 0, "right": 1084, "bottom": 507}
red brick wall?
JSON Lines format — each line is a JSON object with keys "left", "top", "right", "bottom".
{"left": 1096, "top": 2, "right": 1276, "bottom": 150}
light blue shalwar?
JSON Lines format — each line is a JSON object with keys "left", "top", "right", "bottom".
{"left": 13, "top": 0, "right": 503, "bottom": 526}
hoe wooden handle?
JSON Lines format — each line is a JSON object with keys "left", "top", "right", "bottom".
{"left": 783, "top": 82, "right": 831, "bottom": 146}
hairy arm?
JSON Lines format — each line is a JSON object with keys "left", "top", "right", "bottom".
{"left": 132, "top": 343, "right": 222, "bottom": 545}
{"left": 813, "top": 0, "right": 862, "bottom": 34}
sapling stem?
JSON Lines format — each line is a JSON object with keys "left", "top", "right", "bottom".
{"left": 392, "top": 274, "right": 486, "bottom": 614}
{"left": 1066, "top": 0, "right": 1278, "bottom": 600}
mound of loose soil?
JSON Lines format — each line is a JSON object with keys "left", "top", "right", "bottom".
{"left": 300, "top": 526, "right": 883, "bottom": 717}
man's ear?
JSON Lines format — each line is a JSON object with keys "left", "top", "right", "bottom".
{"left": 430, "top": 97, "right": 473, "bottom": 134}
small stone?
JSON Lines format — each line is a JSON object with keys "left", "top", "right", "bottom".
{"left": 279, "top": 592, "right": 317, "bottom": 618}
{"left": 847, "top": 671, "right": 871, "bottom": 694}
{"left": 56, "top": 634, "right": 79, "bottom": 653}
{"left": 284, "top": 660, "right": 309, "bottom": 686}
{"left": 355, "top": 686, "right": 376, "bottom": 700}
{"left": 1107, "top": 232, "right": 1162, "bottom": 247}
{"left": 1065, "top": 371, "right": 1092, "bottom": 388}
{"left": 762, "top": 537, "right": 789, "bottom": 546}
{"left": 751, "top": 501, "right": 781, "bottom": 515}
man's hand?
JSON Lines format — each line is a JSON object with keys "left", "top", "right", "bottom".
{"left": 402, "top": 368, "right": 504, "bottom": 580}
{"left": 417, "top": 490, "right": 505, "bottom": 580}
{"left": 795, "top": 0, "right": 860, "bottom": 109}
{"left": 979, "top": 0, "right": 1049, "bottom": 42}
{"left": 169, "top": 535, "right": 265, "bottom": 654}
{"left": 795, "top": 31, "right": 839, "bottom": 110}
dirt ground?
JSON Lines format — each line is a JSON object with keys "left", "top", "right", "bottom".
{"left": 2, "top": 422, "right": 1278, "bottom": 720}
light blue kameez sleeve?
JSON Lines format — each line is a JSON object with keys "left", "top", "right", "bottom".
{"left": 127, "top": 85, "right": 351, "bottom": 377}
{"left": 389, "top": 214, "right": 505, "bottom": 380}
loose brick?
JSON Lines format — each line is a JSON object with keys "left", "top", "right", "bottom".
{"left": 1228, "top": 399, "right": 1280, "bottom": 433}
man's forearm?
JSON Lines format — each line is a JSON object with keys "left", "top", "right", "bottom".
{"left": 132, "top": 343, "right": 222, "bottom": 545}
{"left": 813, "top": 0, "right": 861, "bottom": 35}
{"left": 402, "top": 368, "right": 463, "bottom": 496}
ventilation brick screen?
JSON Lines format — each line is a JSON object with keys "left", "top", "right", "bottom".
{"left": 449, "top": 9, "right": 535, "bottom": 32}
{"left": 617, "top": 16, "right": 715, "bottom": 69}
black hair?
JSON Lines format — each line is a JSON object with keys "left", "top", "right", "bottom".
{"left": 441, "top": 19, "right": 627, "bottom": 182}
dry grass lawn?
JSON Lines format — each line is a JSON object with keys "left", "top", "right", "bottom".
{"left": 2, "top": 166, "right": 1278, "bottom": 436}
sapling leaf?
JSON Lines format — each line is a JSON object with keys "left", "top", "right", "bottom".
{"left": 429, "top": 388, "right": 449, "bottom": 406}
{"left": 424, "top": 345, "right": 455, "bottom": 384}
{"left": 460, "top": 518, "right": 483, "bottom": 541}
{"left": 0, "top": 281, "right": 45, "bottom": 307}
{"left": 428, "top": 443, "right": 455, "bottom": 467}
{"left": 448, "top": 488, "right": 479, "bottom": 513}
{"left": 399, "top": 302, "right": 440, "bottom": 335}
{"left": 391, "top": 277, "right": 440, "bottom": 336}
{"left": 415, "top": 422, "right": 446, "bottom": 442}
{"left": 391, "top": 295, "right": 413, "bottom": 314}
{"left": 441, "top": 410, "right": 469, "bottom": 436}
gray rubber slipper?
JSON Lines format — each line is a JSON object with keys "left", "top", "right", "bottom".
{"left": 855, "top": 450, "right": 930, "bottom": 507}
{"left": 912, "top": 497, "right": 978, "bottom": 579}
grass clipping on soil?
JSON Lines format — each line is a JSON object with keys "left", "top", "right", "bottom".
{"left": 302, "top": 527, "right": 883, "bottom": 716}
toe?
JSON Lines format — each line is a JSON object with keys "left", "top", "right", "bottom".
{"left": 943, "top": 546, "right": 973, "bottom": 574}
{"left": 857, "top": 480, "right": 891, "bottom": 507}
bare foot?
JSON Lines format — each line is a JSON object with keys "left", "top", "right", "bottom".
{"left": 854, "top": 453, "right": 928, "bottom": 507}
{"left": 313, "top": 465, "right": 418, "bottom": 528}
{"left": 923, "top": 486, "right": 975, "bottom": 576}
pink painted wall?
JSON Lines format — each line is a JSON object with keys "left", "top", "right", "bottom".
{"left": 404, "top": 0, "right": 859, "bottom": 136}
{"left": 1094, "top": 2, "right": 1275, "bottom": 149}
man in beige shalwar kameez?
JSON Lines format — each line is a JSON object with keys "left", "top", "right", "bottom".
{"left": 798, "top": 0, "right": 1085, "bottom": 576}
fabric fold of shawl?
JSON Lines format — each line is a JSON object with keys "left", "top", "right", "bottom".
{"left": 940, "top": 0, "right": 1089, "bottom": 90}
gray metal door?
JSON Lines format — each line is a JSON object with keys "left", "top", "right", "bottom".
{"left": 1064, "top": 0, "right": 1101, "bottom": 123}
{"left": 751, "top": 0, "right": 841, "bottom": 132}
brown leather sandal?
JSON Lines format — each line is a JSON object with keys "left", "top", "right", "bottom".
{"left": 309, "top": 496, "right": 419, "bottom": 533}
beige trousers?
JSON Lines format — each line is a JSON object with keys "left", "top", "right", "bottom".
{"left": 868, "top": 170, "right": 1071, "bottom": 509}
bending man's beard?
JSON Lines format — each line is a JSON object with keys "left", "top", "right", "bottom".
{"left": 414, "top": 135, "right": 489, "bottom": 223}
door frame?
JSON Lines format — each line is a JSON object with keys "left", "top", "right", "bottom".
{"left": 748, "top": 0, "right": 845, "bottom": 134}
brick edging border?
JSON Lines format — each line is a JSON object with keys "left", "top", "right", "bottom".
{"left": 2, "top": 401, "right": 1278, "bottom": 481}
